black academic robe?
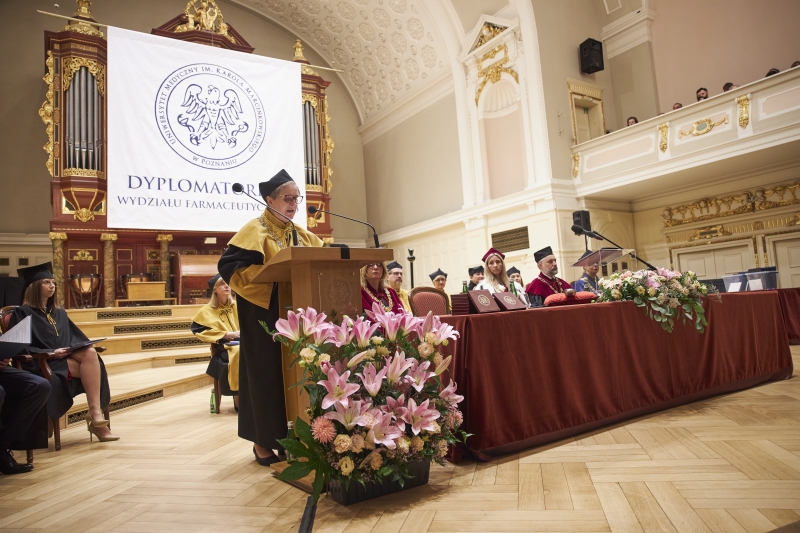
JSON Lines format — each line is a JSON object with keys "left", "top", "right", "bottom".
{"left": 467, "top": 281, "right": 477, "bottom": 291}
{"left": 218, "top": 209, "right": 323, "bottom": 452}
{"left": 8, "top": 306, "right": 110, "bottom": 422}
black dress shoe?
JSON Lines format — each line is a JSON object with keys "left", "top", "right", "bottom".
{"left": 252, "top": 447, "right": 280, "bottom": 466}
{"left": 0, "top": 449, "right": 33, "bottom": 475}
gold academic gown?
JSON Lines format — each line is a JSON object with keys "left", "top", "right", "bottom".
{"left": 191, "top": 300, "right": 240, "bottom": 391}
{"left": 397, "top": 288, "right": 411, "bottom": 313}
{"left": 218, "top": 209, "right": 323, "bottom": 449}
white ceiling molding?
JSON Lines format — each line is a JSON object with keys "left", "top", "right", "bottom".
{"left": 600, "top": 2, "right": 656, "bottom": 59}
{"left": 358, "top": 69, "right": 454, "bottom": 144}
{"left": 230, "top": 0, "right": 449, "bottom": 123}
{"left": 0, "top": 233, "right": 52, "bottom": 246}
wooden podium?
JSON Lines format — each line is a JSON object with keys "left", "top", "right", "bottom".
{"left": 251, "top": 247, "right": 393, "bottom": 423}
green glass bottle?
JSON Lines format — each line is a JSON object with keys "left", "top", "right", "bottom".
{"left": 286, "top": 421, "right": 296, "bottom": 462}
{"left": 510, "top": 280, "right": 518, "bottom": 297}
{"left": 209, "top": 389, "right": 216, "bottom": 414}
{"left": 462, "top": 280, "right": 468, "bottom": 293}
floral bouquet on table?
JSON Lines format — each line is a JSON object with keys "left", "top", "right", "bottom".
{"left": 264, "top": 303, "right": 467, "bottom": 503}
{"left": 595, "top": 268, "right": 721, "bottom": 333}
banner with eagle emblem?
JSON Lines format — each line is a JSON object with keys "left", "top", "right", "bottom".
{"left": 107, "top": 26, "right": 304, "bottom": 231}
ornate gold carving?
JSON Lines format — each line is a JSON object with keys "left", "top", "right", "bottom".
{"left": 175, "top": 0, "right": 236, "bottom": 44}
{"left": 688, "top": 225, "right": 731, "bottom": 241}
{"left": 74, "top": 208, "right": 95, "bottom": 223}
{"left": 61, "top": 188, "right": 104, "bottom": 221}
{"left": 567, "top": 78, "right": 606, "bottom": 144}
{"left": 100, "top": 233, "right": 117, "bottom": 241}
{"left": 63, "top": 1, "right": 104, "bottom": 38}
{"left": 72, "top": 249, "right": 95, "bottom": 261}
{"left": 63, "top": 57, "right": 105, "bottom": 97}
{"left": 302, "top": 94, "right": 319, "bottom": 108}
{"left": 63, "top": 168, "right": 105, "bottom": 179}
{"left": 307, "top": 216, "right": 318, "bottom": 229}
{"left": 737, "top": 95, "right": 750, "bottom": 129}
{"left": 293, "top": 40, "right": 319, "bottom": 75}
{"left": 101, "top": 233, "right": 116, "bottom": 306}
{"left": 156, "top": 234, "right": 174, "bottom": 243}
{"left": 753, "top": 182, "right": 800, "bottom": 211}
{"left": 475, "top": 44, "right": 519, "bottom": 105}
{"left": 39, "top": 51, "right": 56, "bottom": 177}
{"left": 658, "top": 123, "right": 668, "bottom": 153}
{"left": 571, "top": 153, "right": 580, "bottom": 178}
{"left": 49, "top": 232, "right": 68, "bottom": 241}
{"left": 157, "top": 235, "right": 173, "bottom": 294}
{"left": 472, "top": 22, "right": 507, "bottom": 52}
{"left": 678, "top": 116, "right": 729, "bottom": 139}
{"left": 49, "top": 233, "right": 67, "bottom": 308}
{"left": 305, "top": 184, "right": 323, "bottom": 192}
{"left": 323, "top": 96, "right": 334, "bottom": 192}
{"left": 567, "top": 79, "right": 603, "bottom": 100}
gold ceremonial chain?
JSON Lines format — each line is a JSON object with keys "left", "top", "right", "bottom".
{"left": 259, "top": 214, "right": 290, "bottom": 249}
{"left": 540, "top": 274, "right": 565, "bottom": 294}
{"left": 363, "top": 282, "right": 393, "bottom": 312}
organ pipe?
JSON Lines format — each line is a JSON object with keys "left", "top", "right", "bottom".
{"left": 64, "top": 66, "right": 103, "bottom": 171}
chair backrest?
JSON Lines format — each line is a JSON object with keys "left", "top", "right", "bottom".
{"left": 408, "top": 287, "right": 450, "bottom": 317}
{"left": 0, "top": 305, "right": 18, "bottom": 334}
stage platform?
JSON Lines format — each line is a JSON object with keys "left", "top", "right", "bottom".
{"left": 58, "top": 304, "right": 214, "bottom": 431}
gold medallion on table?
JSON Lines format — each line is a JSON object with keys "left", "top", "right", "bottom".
{"left": 477, "top": 295, "right": 491, "bottom": 306}
{"left": 503, "top": 295, "right": 516, "bottom": 305}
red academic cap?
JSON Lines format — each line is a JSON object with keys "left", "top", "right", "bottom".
{"left": 482, "top": 248, "right": 505, "bottom": 262}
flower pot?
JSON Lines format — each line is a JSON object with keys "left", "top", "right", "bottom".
{"left": 328, "top": 460, "right": 430, "bottom": 506}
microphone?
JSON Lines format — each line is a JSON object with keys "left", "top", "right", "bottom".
{"left": 232, "top": 183, "right": 298, "bottom": 246}
{"left": 571, "top": 224, "right": 603, "bottom": 240}
{"left": 308, "top": 206, "right": 381, "bottom": 248}
{"left": 589, "top": 229, "right": 659, "bottom": 271}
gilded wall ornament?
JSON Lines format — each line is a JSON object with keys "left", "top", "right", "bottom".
{"left": 39, "top": 51, "right": 56, "bottom": 177}
{"left": 471, "top": 22, "right": 507, "bottom": 52}
{"left": 62, "top": 1, "right": 104, "bottom": 38}
{"left": 175, "top": 0, "right": 237, "bottom": 43}
{"left": 571, "top": 153, "right": 580, "bottom": 178}
{"left": 72, "top": 249, "right": 95, "bottom": 261}
{"left": 658, "top": 123, "right": 668, "bottom": 153}
{"left": 475, "top": 44, "right": 519, "bottom": 105}
{"left": 737, "top": 95, "right": 750, "bottom": 129}
{"left": 678, "top": 116, "right": 729, "bottom": 139}
{"left": 62, "top": 57, "right": 106, "bottom": 97}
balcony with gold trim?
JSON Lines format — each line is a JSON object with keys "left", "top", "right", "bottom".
{"left": 571, "top": 67, "right": 800, "bottom": 201}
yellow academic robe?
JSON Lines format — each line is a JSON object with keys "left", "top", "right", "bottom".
{"left": 192, "top": 300, "right": 241, "bottom": 391}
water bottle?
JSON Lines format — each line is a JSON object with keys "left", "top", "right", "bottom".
{"left": 209, "top": 389, "right": 216, "bottom": 413}
{"left": 462, "top": 280, "right": 468, "bottom": 294}
{"left": 286, "top": 421, "right": 296, "bottom": 461}
{"left": 510, "top": 280, "right": 518, "bottom": 297}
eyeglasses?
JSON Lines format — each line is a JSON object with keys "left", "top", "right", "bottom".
{"left": 367, "top": 263, "right": 383, "bottom": 269}
{"left": 281, "top": 195, "right": 304, "bottom": 205}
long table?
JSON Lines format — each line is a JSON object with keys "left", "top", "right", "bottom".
{"left": 777, "top": 288, "right": 800, "bottom": 344}
{"left": 441, "top": 292, "right": 793, "bottom": 459}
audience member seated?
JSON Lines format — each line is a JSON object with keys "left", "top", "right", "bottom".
{"left": 572, "top": 250, "right": 601, "bottom": 294}
{"left": 696, "top": 87, "right": 709, "bottom": 101}
{"left": 722, "top": 82, "right": 739, "bottom": 92}
{"left": 673, "top": 103, "right": 683, "bottom": 110}
{"left": 429, "top": 269, "right": 450, "bottom": 308}
{"left": 467, "top": 266, "right": 484, "bottom": 290}
{"left": 766, "top": 68, "right": 780, "bottom": 77}
{"left": 507, "top": 267, "right": 524, "bottom": 288}
{"left": 0, "top": 359, "right": 50, "bottom": 475}
{"left": 385, "top": 261, "right": 411, "bottom": 312}
{"left": 792, "top": 61, "right": 800, "bottom": 68}
{"left": 476, "top": 249, "right": 528, "bottom": 305}
{"left": 627, "top": 116, "right": 638, "bottom": 126}
{"left": 525, "top": 246, "right": 573, "bottom": 308}
{"left": 191, "top": 274, "right": 240, "bottom": 411}
{"left": 361, "top": 263, "right": 404, "bottom": 314}
{"left": 9, "top": 263, "right": 118, "bottom": 442}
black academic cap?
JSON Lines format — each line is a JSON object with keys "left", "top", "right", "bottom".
{"left": 207, "top": 274, "right": 221, "bottom": 290}
{"left": 259, "top": 169, "right": 295, "bottom": 199}
{"left": 507, "top": 266, "right": 520, "bottom": 276}
{"left": 386, "top": 261, "right": 403, "bottom": 271}
{"left": 468, "top": 265, "right": 484, "bottom": 276}
{"left": 17, "top": 262, "right": 54, "bottom": 290}
{"left": 429, "top": 268, "right": 447, "bottom": 280}
{"left": 534, "top": 246, "right": 554, "bottom": 263}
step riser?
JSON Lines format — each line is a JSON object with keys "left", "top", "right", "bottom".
{"left": 67, "top": 305, "right": 203, "bottom": 323}
{"left": 80, "top": 321, "right": 194, "bottom": 337}
{"left": 103, "top": 355, "right": 212, "bottom": 376}
{"left": 97, "top": 334, "right": 206, "bottom": 355}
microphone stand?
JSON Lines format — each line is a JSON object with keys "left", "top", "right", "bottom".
{"left": 407, "top": 249, "right": 415, "bottom": 289}
{"left": 591, "top": 231, "right": 659, "bottom": 271}
{"left": 233, "top": 183, "right": 298, "bottom": 246}
{"left": 308, "top": 207, "right": 380, "bottom": 248}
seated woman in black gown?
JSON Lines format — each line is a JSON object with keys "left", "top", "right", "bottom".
{"left": 9, "top": 263, "right": 118, "bottom": 442}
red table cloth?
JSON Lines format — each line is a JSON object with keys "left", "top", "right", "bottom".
{"left": 441, "top": 292, "right": 793, "bottom": 459}
{"left": 777, "top": 288, "right": 800, "bottom": 345}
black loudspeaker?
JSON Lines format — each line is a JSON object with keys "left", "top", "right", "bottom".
{"left": 572, "top": 210, "right": 591, "bottom": 233}
{"left": 579, "top": 38, "right": 604, "bottom": 74}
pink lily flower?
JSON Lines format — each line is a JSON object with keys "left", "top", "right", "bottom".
{"left": 299, "top": 307, "right": 327, "bottom": 336}
{"left": 431, "top": 323, "right": 460, "bottom": 345}
{"left": 353, "top": 317, "right": 380, "bottom": 348}
{"left": 273, "top": 310, "right": 303, "bottom": 341}
{"left": 310, "top": 323, "right": 334, "bottom": 345}
{"left": 347, "top": 349, "right": 372, "bottom": 369}
{"left": 408, "top": 360, "right": 435, "bottom": 392}
{"left": 434, "top": 355, "right": 452, "bottom": 375}
{"left": 333, "top": 358, "right": 348, "bottom": 375}
{"left": 385, "top": 394, "right": 408, "bottom": 430}
{"left": 440, "top": 381, "right": 464, "bottom": 405}
{"left": 317, "top": 367, "right": 360, "bottom": 409}
{"left": 368, "top": 412, "right": 404, "bottom": 448}
{"left": 357, "top": 363, "right": 387, "bottom": 396}
{"left": 330, "top": 321, "right": 354, "bottom": 347}
{"left": 375, "top": 313, "right": 402, "bottom": 342}
{"left": 419, "top": 311, "right": 435, "bottom": 338}
{"left": 385, "top": 351, "right": 415, "bottom": 384}
{"left": 401, "top": 398, "right": 441, "bottom": 435}
{"left": 323, "top": 400, "right": 370, "bottom": 430}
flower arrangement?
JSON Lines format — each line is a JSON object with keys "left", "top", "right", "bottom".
{"left": 265, "top": 303, "right": 467, "bottom": 502}
{"left": 596, "top": 268, "right": 720, "bottom": 333}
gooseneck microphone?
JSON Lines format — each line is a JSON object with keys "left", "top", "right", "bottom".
{"left": 232, "top": 183, "right": 298, "bottom": 246}
{"left": 571, "top": 224, "right": 603, "bottom": 240}
{"left": 308, "top": 206, "right": 381, "bottom": 248}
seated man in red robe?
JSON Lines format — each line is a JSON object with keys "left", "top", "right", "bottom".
{"left": 525, "top": 246, "right": 573, "bottom": 307}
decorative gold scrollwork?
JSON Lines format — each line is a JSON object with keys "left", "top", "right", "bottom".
{"left": 62, "top": 57, "right": 106, "bottom": 97}
{"left": 472, "top": 22, "right": 507, "bottom": 52}
{"left": 62, "top": 1, "right": 104, "bottom": 38}
{"left": 658, "top": 123, "right": 669, "bottom": 153}
{"left": 63, "top": 168, "right": 105, "bottom": 179}
{"left": 571, "top": 153, "right": 580, "bottom": 178}
{"left": 737, "top": 95, "right": 750, "bottom": 129}
{"left": 175, "top": 0, "right": 236, "bottom": 44}
{"left": 475, "top": 44, "right": 519, "bottom": 105}
{"left": 678, "top": 116, "right": 729, "bottom": 139}
{"left": 72, "top": 249, "right": 95, "bottom": 261}
{"left": 39, "top": 51, "right": 56, "bottom": 177}
{"left": 74, "top": 209, "right": 95, "bottom": 223}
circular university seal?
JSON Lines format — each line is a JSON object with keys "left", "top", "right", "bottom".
{"left": 155, "top": 63, "right": 266, "bottom": 170}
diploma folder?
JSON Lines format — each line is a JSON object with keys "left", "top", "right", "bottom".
{"left": 493, "top": 292, "right": 528, "bottom": 311}
{"left": 0, "top": 315, "right": 31, "bottom": 359}
{"left": 467, "top": 290, "right": 501, "bottom": 313}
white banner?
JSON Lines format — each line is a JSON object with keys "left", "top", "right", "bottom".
{"left": 107, "top": 27, "right": 304, "bottom": 231}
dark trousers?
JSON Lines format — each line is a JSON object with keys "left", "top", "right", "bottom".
{"left": 0, "top": 367, "right": 51, "bottom": 447}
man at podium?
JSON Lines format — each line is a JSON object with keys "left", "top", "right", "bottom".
{"left": 218, "top": 170, "right": 323, "bottom": 466}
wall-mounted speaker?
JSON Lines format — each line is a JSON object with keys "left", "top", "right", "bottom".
{"left": 579, "top": 38, "right": 604, "bottom": 74}
{"left": 572, "top": 210, "right": 591, "bottom": 233}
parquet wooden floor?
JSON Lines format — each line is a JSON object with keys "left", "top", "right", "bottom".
{"left": 1, "top": 347, "right": 798, "bottom": 533}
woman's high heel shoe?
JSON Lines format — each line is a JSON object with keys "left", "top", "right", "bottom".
{"left": 85, "top": 413, "right": 119, "bottom": 442}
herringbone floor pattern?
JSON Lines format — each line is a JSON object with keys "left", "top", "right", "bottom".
{"left": 0, "top": 347, "right": 798, "bottom": 533}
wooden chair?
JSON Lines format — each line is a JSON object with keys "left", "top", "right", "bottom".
{"left": 0, "top": 305, "right": 110, "bottom": 454}
{"left": 408, "top": 287, "right": 451, "bottom": 317}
